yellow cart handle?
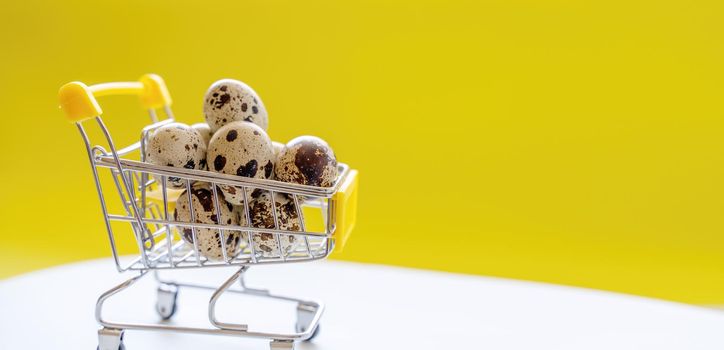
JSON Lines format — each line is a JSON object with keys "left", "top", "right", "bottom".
{"left": 58, "top": 74, "right": 172, "bottom": 122}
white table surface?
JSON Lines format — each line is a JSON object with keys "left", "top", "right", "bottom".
{"left": 1, "top": 258, "right": 724, "bottom": 350}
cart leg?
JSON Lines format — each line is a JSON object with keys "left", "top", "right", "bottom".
{"left": 208, "top": 266, "right": 250, "bottom": 330}
{"left": 96, "top": 272, "right": 147, "bottom": 328}
{"left": 156, "top": 283, "right": 179, "bottom": 320}
{"left": 270, "top": 339, "right": 295, "bottom": 350}
{"left": 97, "top": 327, "right": 125, "bottom": 350}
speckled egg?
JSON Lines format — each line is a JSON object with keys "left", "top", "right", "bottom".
{"left": 203, "top": 79, "right": 268, "bottom": 133}
{"left": 275, "top": 136, "right": 338, "bottom": 187}
{"left": 248, "top": 189, "right": 301, "bottom": 257}
{"left": 174, "top": 182, "right": 247, "bottom": 261}
{"left": 146, "top": 123, "right": 207, "bottom": 188}
{"left": 191, "top": 122, "right": 213, "bottom": 147}
{"left": 272, "top": 141, "right": 285, "bottom": 162}
{"left": 207, "top": 121, "right": 275, "bottom": 205}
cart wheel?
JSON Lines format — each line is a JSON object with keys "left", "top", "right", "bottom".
{"left": 307, "top": 325, "right": 320, "bottom": 341}
{"left": 97, "top": 344, "right": 125, "bottom": 350}
{"left": 270, "top": 339, "right": 295, "bottom": 350}
{"left": 295, "top": 302, "right": 321, "bottom": 341}
{"left": 156, "top": 283, "right": 179, "bottom": 320}
{"left": 97, "top": 328, "right": 125, "bottom": 350}
{"left": 295, "top": 322, "right": 320, "bottom": 341}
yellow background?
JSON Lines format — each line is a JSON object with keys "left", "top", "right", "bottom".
{"left": 1, "top": 0, "right": 724, "bottom": 303}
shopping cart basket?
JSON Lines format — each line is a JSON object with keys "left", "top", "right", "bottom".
{"left": 58, "top": 74, "right": 359, "bottom": 350}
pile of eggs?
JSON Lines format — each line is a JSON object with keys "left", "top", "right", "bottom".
{"left": 145, "top": 79, "right": 338, "bottom": 261}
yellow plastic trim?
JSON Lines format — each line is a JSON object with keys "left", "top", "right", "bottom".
{"left": 58, "top": 74, "right": 172, "bottom": 122}
{"left": 58, "top": 82, "right": 103, "bottom": 122}
{"left": 333, "top": 169, "right": 359, "bottom": 251}
{"left": 139, "top": 74, "right": 173, "bottom": 109}
{"left": 146, "top": 186, "right": 185, "bottom": 214}
{"left": 89, "top": 81, "right": 144, "bottom": 97}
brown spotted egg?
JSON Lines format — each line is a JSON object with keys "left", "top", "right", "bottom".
{"left": 275, "top": 136, "right": 338, "bottom": 187}
{"left": 248, "top": 190, "right": 301, "bottom": 257}
{"left": 203, "top": 79, "right": 268, "bottom": 133}
{"left": 174, "top": 182, "right": 247, "bottom": 261}
{"left": 191, "top": 122, "right": 213, "bottom": 147}
{"left": 207, "top": 121, "right": 275, "bottom": 205}
{"left": 146, "top": 123, "right": 207, "bottom": 188}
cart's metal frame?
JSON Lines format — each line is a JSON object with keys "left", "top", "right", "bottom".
{"left": 96, "top": 268, "right": 323, "bottom": 350}
{"left": 62, "top": 76, "right": 357, "bottom": 350}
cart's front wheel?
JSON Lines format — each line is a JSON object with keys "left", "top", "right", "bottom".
{"left": 295, "top": 302, "right": 321, "bottom": 341}
{"left": 306, "top": 325, "right": 320, "bottom": 341}
{"left": 97, "top": 328, "right": 124, "bottom": 350}
{"left": 295, "top": 322, "right": 320, "bottom": 341}
{"left": 156, "top": 283, "right": 179, "bottom": 320}
{"left": 97, "top": 344, "right": 125, "bottom": 350}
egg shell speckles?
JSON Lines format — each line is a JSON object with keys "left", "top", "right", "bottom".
{"left": 272, "top": 141, "right": 285, "bottom": 162}
{"left": 146, "top": 123, "right": 207, "bottom": 188}
{"left": 174, "top": 182, "right": 247, "bottom": 261}
{"left": 203, "top": 79, "right": 268, "bottom": 133}
{"left": 191, "top": 122, "right": 213, "bottom": 147}
{"left": 207, "top": 121, "right": 275, "bottom": 205}
{"left": 275, "top": 136, "right": 338, "bottom": 187}
{"left": 248, "top": 189, "right": 301, "bottom": 257}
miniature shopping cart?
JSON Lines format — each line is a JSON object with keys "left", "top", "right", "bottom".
{"left": 58, "top": 74, "right": 359, "bottom": 350}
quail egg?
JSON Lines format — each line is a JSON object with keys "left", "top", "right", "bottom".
{"left": 272, "top": 141, "right": 285, "bottom": 162}
{"left": 174, "top": 182, "right": 247, "bottom": 261}
{"left": 207, "top": 121, "right": 275, "bottom": 205}
{"left": 275, "top": 136, "right": 338, "bottom": 187}
{"left": 203, "top": 79, "right": 268, "bottom": 133}
{"left": 191, "top": 122, "right": 213, "bottom": 147}
{"left": 145, "top": 123, "right": 207, "bottom": 188}
{"left": 248, "top": 189, "right": 301, "bottom": 257}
